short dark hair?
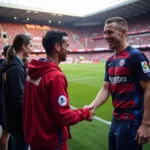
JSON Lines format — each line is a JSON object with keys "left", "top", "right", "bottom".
{"left": 3, "top": 45, "right": 11, "bottom": 57}
{"left": 105, "top": 17, "right": 128, "bottom": 31}
{"left": 42, "top": 30, "right": 67, "bottom": 56}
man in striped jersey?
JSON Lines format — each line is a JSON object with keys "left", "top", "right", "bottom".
{"left": 88, "top": 17, "right": 150, "bottom": 150}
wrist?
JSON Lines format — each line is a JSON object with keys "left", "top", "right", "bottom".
{"left": 141, "top": 121, "right": 150, "bottom": 127}
{"left": 90, "top": 103, "right": 96, "bottom": 109}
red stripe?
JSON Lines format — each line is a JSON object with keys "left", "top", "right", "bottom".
{"left": 113, "top": 100, "right": 136, "bottom": 109}
{"left": 108, "top": 67, "right": 131, "bottom": 76}
{"left": 113, "top": 112, "right": 135, "bottom": 120}
{"left": 110, "top": 83, "right": 134, "bottom": 93}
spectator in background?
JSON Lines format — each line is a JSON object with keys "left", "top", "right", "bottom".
{"left": 0, "top": 45, "right": 11, "bottom": 150}
{"left": 86, "top": 17, "right": 150, "bottom": 150}
{"left": 23, "top": 30, "right": 94, "bottom": 150}
{"left": 1, "top": 34, "right": 32, "bottom": 150}
{"left": 39, "top": 58, "right": 45, "bottom": 61}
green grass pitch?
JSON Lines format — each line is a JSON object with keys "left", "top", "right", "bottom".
{"left": 60, "top": 63, "right": 150, "bottom": 150}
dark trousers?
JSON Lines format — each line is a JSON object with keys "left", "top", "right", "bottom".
{"left": 11, "top": 134, "right": 29, "bottom": 150}
{"left": 8, "top": 135, "right": 12, "bottom": 150}
{"left": 108, "top": 119, "right": 142, "bottom": 150}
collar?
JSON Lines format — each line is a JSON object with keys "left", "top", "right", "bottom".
{"left": 16, "top": 56, "right": 24, "bottom": 65}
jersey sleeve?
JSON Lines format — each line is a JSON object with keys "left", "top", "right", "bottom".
{"left": 49, "top": 75, "right": 90, "bottom": 126}
{"left": 130, "top": 52, "right": 150, "bottom": 81}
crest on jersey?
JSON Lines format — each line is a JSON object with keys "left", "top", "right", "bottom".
{"left": 58, "top": 95, "right": 67, "bottom": 106}
{"left": 119, "top": 59, "right": 125, "bottom": 67}
{"left": 141, "top": 61, "right": 150, "bottom": 73}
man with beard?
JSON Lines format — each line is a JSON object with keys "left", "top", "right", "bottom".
{"left": 23, "top": 30, "right": 95, "bottom": 150}
{"left": 86, "top": 17, "right": 150, "bottom": 150}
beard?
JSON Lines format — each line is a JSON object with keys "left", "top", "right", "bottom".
{"left": 61, "top": 56, "right": 66, "bottom": 62}
{"left": 59, "top": 53, "right": 67, "bottom": 62}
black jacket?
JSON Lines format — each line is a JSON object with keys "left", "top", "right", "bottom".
{"left": 2, "top": 56, "right": 27, "bottom": 135}
{"left": 0, "top": 59, "right": 5, "bottom": 126}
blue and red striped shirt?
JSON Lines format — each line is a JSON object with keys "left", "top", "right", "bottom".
{"left": 104, "top": 46, "right": 150, "bottom": 124}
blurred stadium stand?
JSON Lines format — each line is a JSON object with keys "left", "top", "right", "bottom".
{"left": 0, "top": 0, "right": 150, "bottom": 61}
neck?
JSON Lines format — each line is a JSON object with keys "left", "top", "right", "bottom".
{"left": 115, "top": 41, "right": 129, "bottom": 54}
{"left": 16, "top": 53, "right": 23, "bottom": 61}
{"left": 46, "top": 55, "right": 59, "bottom": 65}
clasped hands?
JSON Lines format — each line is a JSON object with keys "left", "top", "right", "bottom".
{"left": 84, "top": 104, "right": 95, "bottom": 122}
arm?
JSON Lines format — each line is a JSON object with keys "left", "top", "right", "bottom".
{"left": 90, "top": 59, "right": 111, "bottom": 109}
{"left": 50, "top": 75, "right": 93, "bottom": 126}
{"left": 140, "top": 80, "right": 150, "bottom": 127}
{"left": 8, "top": 66, "right": 25, "bottom": 118}
{"left": 135, "top": 80, "right": 150, "bottom": 145}
{"left": 130, "top": 52, "right": 150, "bottom": 145}
{"left": 90, "top": 81, "right": 110, "bottom": 109}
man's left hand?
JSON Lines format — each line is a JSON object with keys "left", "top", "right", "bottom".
{"left": 135, "top": 125, "right": 150, "bottom": 145}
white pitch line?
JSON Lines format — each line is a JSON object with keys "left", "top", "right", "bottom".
{"left": 68, "top": 76, "right": 103, "bottom": 82}
{"left": 70, "top": 106, "right": 111, "bottom": 125}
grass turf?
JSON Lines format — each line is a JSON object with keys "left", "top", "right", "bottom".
{"left": 60, "top": 63, "right": 150, "bottom": 150}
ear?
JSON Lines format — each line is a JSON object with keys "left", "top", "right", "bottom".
{"left": 122, "top": 29, "right": 127, "bottom": 35}
{"left": 22, "top": 44, "right": 26, "bottom": 51}
{"left": 54, "top": 43, "right": 61, "bottom": 52}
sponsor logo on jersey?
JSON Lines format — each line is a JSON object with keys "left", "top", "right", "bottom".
{"left": 109, "top": 76, "right": 127, "bottom": 84}
{"left": 141, "top": 61, "right": 150, "bottom": 73}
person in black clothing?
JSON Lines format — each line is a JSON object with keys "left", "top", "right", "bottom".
{"left": 1, "top": 34, "right": 32, "bottom": 150}
{"left": 0, "top": 45, "right": 11, "bottom": 150}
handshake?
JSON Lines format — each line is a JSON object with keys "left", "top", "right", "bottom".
{"left": 84, "top": 104, "right": 95, "bottom": 122}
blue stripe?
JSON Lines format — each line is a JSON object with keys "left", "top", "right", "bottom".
{"left": 56, "top": 147, "right": 60, "bottom": 150}
{"left": 58, "top": 129, "right": 63, "bottom": 146}
{"left": 112, "top": 92, "right": 134, "bottom": 101}
{"left": 134, "top": 82, "right": 140, "bottom": 125}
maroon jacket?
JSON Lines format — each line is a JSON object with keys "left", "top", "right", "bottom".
{"left": 23, "top": 60, "right": 90, "bottom": 148}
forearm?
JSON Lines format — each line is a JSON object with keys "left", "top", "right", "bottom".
{"left": 141, "top": 91, "right": 150, "bottom": 126}
{"left": 91, "top": 88, "right": 110, "bottom": 109}
{"left": 55, "top": 107, "right": 90, "bottom": 126}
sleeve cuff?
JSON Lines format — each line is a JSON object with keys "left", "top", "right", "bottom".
{"left": 82, "top": 107, "right": 90, "bottom": 119}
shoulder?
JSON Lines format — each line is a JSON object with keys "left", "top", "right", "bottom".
{"left": 127, "top": 46, "right": 143, "bottom": 58}
{"left": 53, "top": 70, "right": 67, "bottom": 85}
{"left": 46, "top": 68, "right": 67, "bottom": 82}
{"left": 7, "top": 65, "right": 25, "bottom": 76}
{"left": 55, "top": 72, "right": 66, "bottom": 81}
{"left": 10, "top": 64, "right": 24, "bottom": 71}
